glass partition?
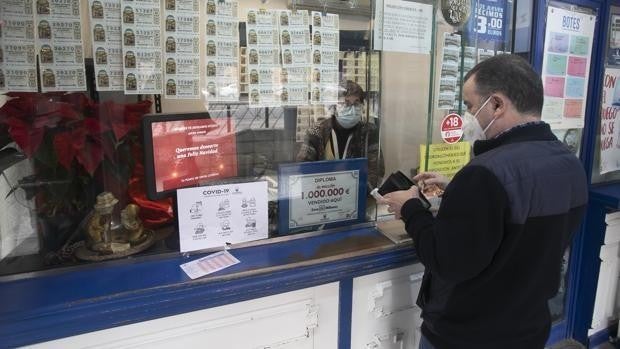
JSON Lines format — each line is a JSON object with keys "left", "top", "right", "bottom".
{"left": 535, "top": 1, "right": 598, "bottom": 323}
{"left": 378, "top": 0, "right": 513, "bottom": 220}
{"left": 592, "top": 5, "right": 620, "bottom": 183}
{"left": 0, "top": 0, "right": 517, "bottom": 276}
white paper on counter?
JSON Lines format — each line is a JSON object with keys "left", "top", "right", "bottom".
{"left": 180, "top": 250, "right": 240, "bottom": 279}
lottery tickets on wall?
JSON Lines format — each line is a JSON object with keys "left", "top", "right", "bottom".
{"left": 310, "top": 11, "right": 339, "bottom": 105}
{"left": 278, "top": 10, "right": 310, "bottom": 106}
{"left": 35, "top": 0, "right": 86, "bottom": 92}
{"left": 437, "top": 32, "right": 460, "bottom": 110}
{"left": 121, "top": 0, "right": 162, "bottom": 94}
{"left": 163, "top": 0, "right": 199, "bottom": 99}
{"left": 0, "top": 0, "right": 38, "bottom": 92}
{"left": 246, "top": 9, "right": 281, "bottom": 108}
{"left": 205, "top": 0, "right": 239, "bottom": 102}
{"left": 88, "top": 0, "right": 124, "bottom": 91}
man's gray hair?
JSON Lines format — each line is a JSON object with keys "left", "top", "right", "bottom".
{"left": 464, "top": 54, "right": 544, "bottom": 116}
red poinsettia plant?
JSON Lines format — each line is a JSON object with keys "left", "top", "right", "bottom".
{"left": 0, "top": 92, "right": 152, "bottom": 217}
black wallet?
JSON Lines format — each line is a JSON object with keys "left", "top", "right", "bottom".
{"left": 378, "top": 171, "right": 431, "bottom": 209}
{"left": 378, "top": 171, "right": 414, "bottom": 195}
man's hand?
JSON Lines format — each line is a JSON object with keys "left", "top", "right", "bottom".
{"left": 413, "top": 172, "right": 449, "bottom": 190}
{"left": 379, "top": 186, "right": 418, "bottom": 219}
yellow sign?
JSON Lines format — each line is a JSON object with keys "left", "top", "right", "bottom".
{"left": 419, "top": 142, "right": 470, "bottom": 178}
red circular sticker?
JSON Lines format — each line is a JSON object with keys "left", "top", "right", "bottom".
{"left": 440, "top": 113, "right": 463, "bottom": 144}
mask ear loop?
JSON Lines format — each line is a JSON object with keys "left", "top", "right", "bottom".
{"left": 473, "top": 96, "right": 493, "bottom": 134}
{"left": 480, "top": 96, "right": 502, "bottom": 135}
{"left": 473, "top": 96, "right": 492, "bottom": 121}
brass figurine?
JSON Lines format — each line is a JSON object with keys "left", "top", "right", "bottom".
{"left": 87, "top": 192, "right": 118, "bottom": 253}
{"left": 121, "top": 203, "right": 146, "bottom": 245}
{"left": 77, "top": 195, "right": 154, "bottom": 261}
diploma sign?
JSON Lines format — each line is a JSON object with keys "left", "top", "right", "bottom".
{"left": 278, "top": 159, "right": 367, "bottom": 234}
{"left": 288, "top": 170, "right": 359, "bottom": 228}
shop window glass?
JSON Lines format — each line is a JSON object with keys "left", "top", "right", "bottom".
{"left": 0, "top": 0, "right": 518, "bottom": 276}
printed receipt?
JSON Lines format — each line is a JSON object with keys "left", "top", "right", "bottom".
{"left": 180, "top": 251, "right": 241, "bottom": 279}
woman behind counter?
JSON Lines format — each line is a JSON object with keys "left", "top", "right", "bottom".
{"left": 296, "top": 80, "right": 384, "bottom": 187}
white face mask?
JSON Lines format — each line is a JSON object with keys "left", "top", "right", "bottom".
{"left": 335, "top": 104, "right": 362, "bottom": 129}
{"left": 462, "top": 96, "right": 496, "bottom": 142}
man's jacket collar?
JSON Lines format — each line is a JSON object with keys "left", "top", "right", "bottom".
{"left": 473, "top": 122, "right": 557, "bottom": 156}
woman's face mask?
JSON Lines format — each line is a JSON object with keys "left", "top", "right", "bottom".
{"left": 335, "top": 104, "right": 362, "bottom": 129}
{"left": 462, "top": 96, "right": 496, "bottom": 142}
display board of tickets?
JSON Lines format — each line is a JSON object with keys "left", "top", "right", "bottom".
{"left": 0, "top": 2, "right": 343, "bottom": 102}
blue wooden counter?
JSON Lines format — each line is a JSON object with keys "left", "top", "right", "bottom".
{"left": 0, "top": 226, "right": 417, "bottom": 347}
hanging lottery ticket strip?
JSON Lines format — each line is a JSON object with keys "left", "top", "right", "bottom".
{"left": 278, "top": 9, "right": 310, "bottom": 106}
{"left": 204, "top": 0, "right": 239, "bottom": 102}
{"left": 0, "top": 0, "right": 38, "bottom": 92}
{"left": 35, "top": 0, "right": 86, "bottom": 92}
{"left": 163, "top": 0, "right": 199, "bottom": 99}
{"left": 89, "top": 0, "right": 124, "bottom": 91}
{"left": 246, "top": 8, "right": 281, "bottom": 108}
{"left": 310, "top": 11, "right": 339, "bottom": 106}
{"left": 121, "top": 0, "right": 162, "bottom": 94}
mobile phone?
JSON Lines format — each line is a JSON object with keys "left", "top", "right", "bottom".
{"left": 417, "top": 187, "right": 431, "bottom": 210}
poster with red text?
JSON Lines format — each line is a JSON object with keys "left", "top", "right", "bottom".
{"left": 600, "top": 68, "right": 620, "bottom": 174}
{"left": 151, "top": 118, "right": 237, "bottom": 193}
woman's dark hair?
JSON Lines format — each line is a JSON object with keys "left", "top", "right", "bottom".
{"left": 341, "top": 80, "right": 365, "bottom": 103}
{"left": 464, "top": 54, "right": 543, "bottom": 116}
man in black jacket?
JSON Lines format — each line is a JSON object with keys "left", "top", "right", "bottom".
{"left": 381, "top": 54, "right": 588, "bottom": 349}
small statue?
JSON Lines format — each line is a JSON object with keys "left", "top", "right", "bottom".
{"left": 121, "top": 203, "right": 145, "bottom": 245}
{"left": 87, "top": 214, "right": 105, "bottom": 244}
{"left": 87, "top": 192, "right": 118, "bottom": 253}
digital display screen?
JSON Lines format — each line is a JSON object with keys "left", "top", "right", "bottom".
{"left": 143, "top": 113, "right": 237, "bottom": 199}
